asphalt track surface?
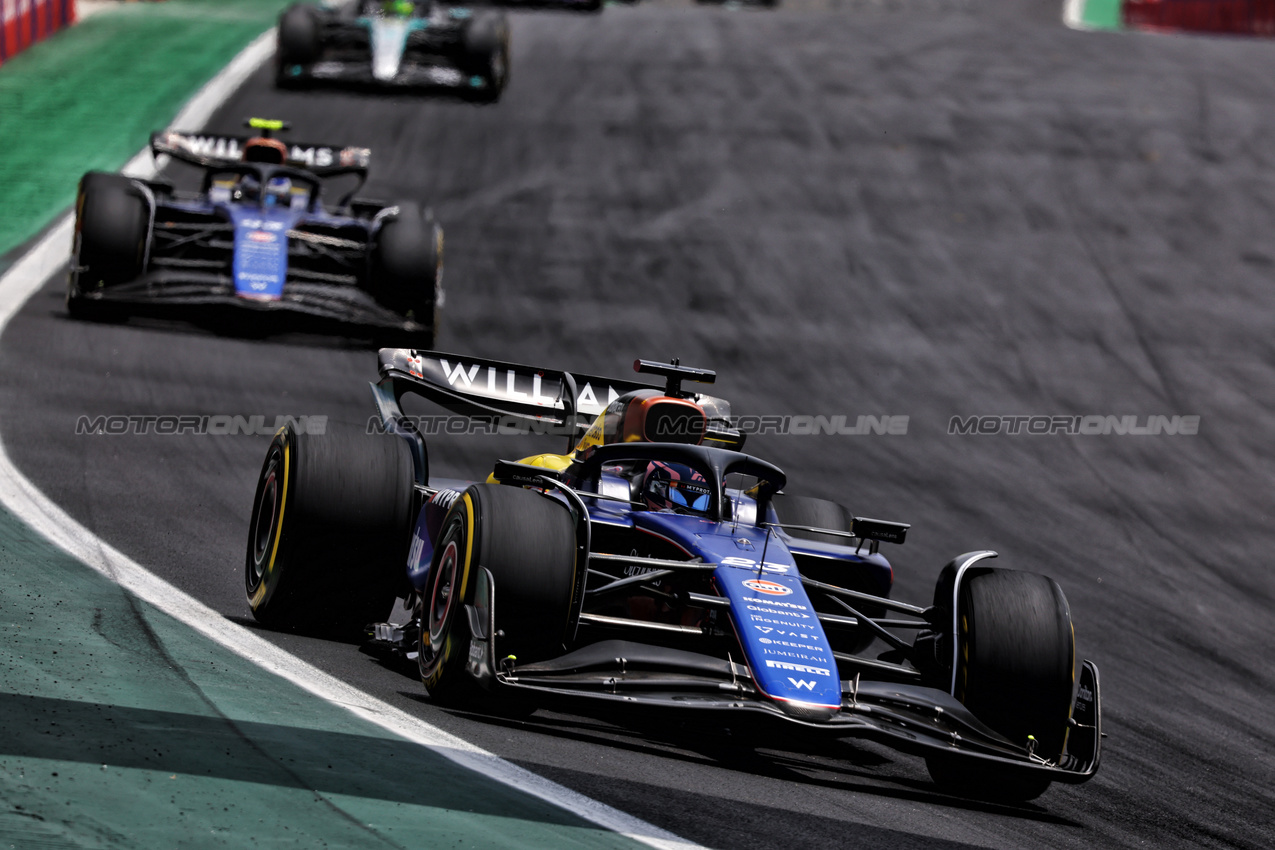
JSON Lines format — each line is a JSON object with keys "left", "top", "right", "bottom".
{"left": 2, "top": 0, "right": 1273, "bottom": 846}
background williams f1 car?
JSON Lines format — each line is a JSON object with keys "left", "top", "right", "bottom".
{"left": 66, "top": 120, "right": 443, "bottom": 346}
{"left": 244, "top": 351, "right": 1102, "bottom": 804}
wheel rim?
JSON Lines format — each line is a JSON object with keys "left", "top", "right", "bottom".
{"left": 249, "top": 448, "right": 283, "bottom": 589}
{"left": 428, "top": 538, "right": 460, "bottom": 647}
{"left": 419, "top": 502, "right": 472, "bottom": 683}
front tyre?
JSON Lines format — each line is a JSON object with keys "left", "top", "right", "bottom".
{"left": 770, "top": 493, "right": 881, "bottom": 654}
{"left": 926, "top": 567, "right": 1075, "bottom": 802}
{"left": 418, "top": 484, "right": 577, "bottom": 705}
{"left": 770, "top": 493, "right": 853, "bottom": 546}
{"left": 275, "top": 3, "right": 321, "bottom": 86}
{"left": 461, "top": 14, "right": 510, "bottom": 103}
{"left": 373, "top": 202, "right": 442, "bottom": 346}
{"left": 245, "top": 421, "right": 415, "bottom": 638}
{"left": 68, "top": 172, "right": 148, "bottom": 319}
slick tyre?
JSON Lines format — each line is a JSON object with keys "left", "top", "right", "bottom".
{"left": 771, "top": 493, "right": 881, "bottom": 654}
{"left": 276, "top": 3, "right": 321, "bottom": 84}
{"left": 373, "top": 202, "right": 442, "bottom": 346}
{"left": 461, "top": 14, "right": 510, "bottom": 103}
{"left": 418, "top": 484, "right": 577, "bottom": 707}
{"left": 245, "top": 421, "right": 415, "bottom": 638}
{"left": 69, "top": 172, "right": 148, "bottom": 317}
{"left": 926, "top": 568, "right": 1075, "bottom": 802}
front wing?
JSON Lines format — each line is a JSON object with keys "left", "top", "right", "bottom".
{"left": 293, "top": 59, "right": 481, "bottom": 90}
{"left": 456, "top": 566, "right": 1103, "bottom": 784}
{"left": 70, "top": 272, "right": 430, "bottom": 335}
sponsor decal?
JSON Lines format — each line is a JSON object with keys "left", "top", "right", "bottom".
{"left": 761, "top": 649, "right": 825, "bottom": 663}
{"left": 764, "top": 659, "right": 830, "bottom": 677}
{"left": 742, "top": 579, "right": 791, "bottom": 596}
{"left": 623, "top": 564, "right": 661, "bottom": 578}
{"left": 719, "top": 555, "right": 790, "bottom": 573}
{"left": 288, "top": 145, "right": 336, "bottom": 168}
{"left": 406, "top": 353, "right": 425, "bottom": 379}
{"left": 241, "top": 218, "right": 286, "bottom": 231}
{"left": 238, "top": 272, "right": 278, "bottom": 292}
{"left": 747, "top": 615, "right": 809, "bottom": 629}
{"left": 788, "top": 678, "right": 817, "bottom": 691}
{"left": 339, "top": 147, "right": 371, "bottom": 168}
{"left": 407, "top": 531, "right": 426, "bottom": 569}
{"left": 429, "top": 488, "right": 460, "bottom": 511}
{"left": 433, "top": 359, "right": 623, "bottom": 415}
{"left": 162, "top": 133, "right": 353, "bottom": 169}
{"left": 758, "top": 638, "right": 824, "bottom": 652}
{"left": 248, "top": 230, "right": 275, "bottom": 243}
{"left": 746, "top": 604, "right": 809, "bottom": 619}
{"left": 755, "top": 626, "right": 819, "bottom": 640}
{"left": 743, "top": 596, "right": 806, "bottom": 609}
{"left": 168, "top": 133, "right": 243, "bottom": 160}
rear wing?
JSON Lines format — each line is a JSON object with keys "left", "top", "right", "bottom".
{"left": 372, "top": 349, "right": 745, "bottom": 481}
{"left": 150, "top": 131, "right": 371, "bottom": 175}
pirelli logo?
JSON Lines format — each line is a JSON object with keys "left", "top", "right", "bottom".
{"left": 764, "top": 659, "right": 830, "bottom": 677}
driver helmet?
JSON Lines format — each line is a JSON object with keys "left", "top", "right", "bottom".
{"left": 263, "top": 176, "right": 293, "bottom": 207}
{"left": 242, "top": 137, "right": 288, "bottom": 165}
{"left": 641, "top": 461, "right": 712, "bottom": 515}
{"left": 382, "top": 0, "right": 415, "bottom": 15}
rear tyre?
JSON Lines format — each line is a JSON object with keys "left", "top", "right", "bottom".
{"left": 68, "top": 172, "right": 148, "bottom": 319}
{"left": 245, "top": 421, "right": 415, "bottom": 638}
{"left": 276, "top": 3, "right": 321, "bottom": 86}
{"left": 770, "top": 493, "right": 853, "bottom": 546}
{"left": 771, "top": 493, "right": 880, "bottom": 654}
{"left": 461, "top": 14, "right": 510, "bottom": 103}
{"left": 926, "top": 568, "right": 1075, "bottom": 802}
{"left": 418, "top": 484, "right": 576, "bottom": 707}
{"left": 373, "top": 202, "right": 442, "bottom": 346}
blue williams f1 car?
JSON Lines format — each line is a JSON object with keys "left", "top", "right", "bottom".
{"left": 244, "top": 351, "right": 1102, "bottom": 802}
{"left": 276, "top": 1, "right": 510, "bottom": 102}
{"left": 67, "top": 120, "right": 443, "bottom": 346}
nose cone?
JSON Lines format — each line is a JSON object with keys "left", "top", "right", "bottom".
{"left": 773, "top": 697, "right": 840, "bottom": 723}
{"left": 709, "top": 545, "right": 845, "bottom": 715}
{"left": 371, "top": 19, "right": 409, "bottom": 81}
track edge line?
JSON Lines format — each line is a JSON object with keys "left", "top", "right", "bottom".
{"left": 0, "top": 25, "right": 699, "bottom": 850}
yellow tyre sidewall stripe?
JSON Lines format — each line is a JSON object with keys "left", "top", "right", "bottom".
{"left": 250, "top": 429, "right": 290, "bottom": 610}
{"left": 427, "top": 492, "right": 476, "bottom": 689}
{"left": 458, "top": 492, "right": 475, "bottom": 603}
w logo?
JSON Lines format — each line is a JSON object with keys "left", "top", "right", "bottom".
{"left": 440, "top": 359, "right": 481, "bottom": 387}
{"left": 787, "top": 678, "right": 817, "bottom": 691}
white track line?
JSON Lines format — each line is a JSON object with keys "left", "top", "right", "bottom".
{"left": 0, "top": 27, "right": 698, "bottom": 850}
{"left": 1063, "top": 0, "right": 1094, "bottom": 31}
